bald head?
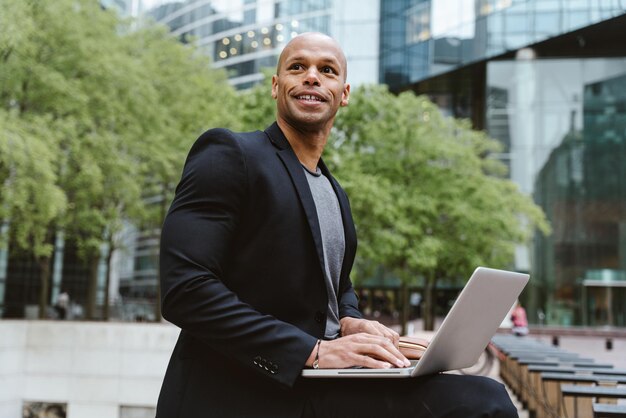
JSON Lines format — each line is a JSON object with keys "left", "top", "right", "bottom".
{"left": 276, "top": 32, "right": 348, "bottom": 81}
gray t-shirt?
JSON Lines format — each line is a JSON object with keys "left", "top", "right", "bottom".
{"left": 302, "top": 165, "right": 345, "bottom": 339}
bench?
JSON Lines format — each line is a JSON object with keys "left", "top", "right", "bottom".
{"left": 593, "top": 403, "right": 626, "bottom": 418}
{"left": 539, "top": 374, "right": 626, "bottom": 418}
{"left": 512, "top": 360, "right": 601, "bottom": 413}
{"left": 522, "top": 366, "right": 612, "bottom": 417}
{"left": 507, "top": 356, "right": 598, "bottom": 402}
{"left": 490, "top": 334, "right": 624, "bottom": 418}
{"left": 490, "top": 334, "right": 602, "bottom": 407}
{"left": 560, "top": 386, "right": 626, "bottom": 418}
{"left": 528, "top": 366, "right": 624, "bottom": 375}
{"left": 498, "top": 348, "right": 592, "bottom": 392}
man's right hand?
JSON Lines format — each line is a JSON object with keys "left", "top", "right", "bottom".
{"left": 305, "top": 333, "right": 411, "bottom": 369}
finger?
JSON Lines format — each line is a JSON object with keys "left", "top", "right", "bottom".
{"left": 357, "top": 354, "right": 392, "bottom": 369}
{"left": 391, "top": 330, "right": 400, "bottom": 347}
{"left": 380, "top": 327, "right": 400, "bottom": 347}
{"left": 322, "top": 336, "right": 396, "bottom": 369}
{"left": 362, "top": 321, "right": 386, "bottom": 337}
{"left": 367, "top": 322, "right": 399, "bottom": 345}
{"left": 368, "top": 324, "right": 399, "bottom": 349}
{"left": 350, "top": 334, "right": 411, "bottom": 367}
{"left": 379, "top": 338, "right": 411, "bottom": 366}
{"left": 361, "top": 329, "right": 406, "bottom": 363}
{"left": 355, "top": 340, "right": 410, "bottom": 368}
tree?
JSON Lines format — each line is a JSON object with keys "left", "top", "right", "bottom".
{"left": 128, "top": 23, "right": 240, "bottom": 320}
{"left": 0, "top": 0, "right": 151, "bottom": 319}
{"left": 237, "top": 69, "right": 277, "bottom": 132}
{"left": 0, "top": 0, "right": 70, "bottom": 317}
{"left": 0, "top": 112, "right": 66, "bottom": 318}
{"left": 53, "top": 2, "right": 240, "bottom": 320}
{"left": 0, "top": 0, "right": 240, "bottom": 320}
{"left": 329, "top": 85, "right": 550, "bottom": 331}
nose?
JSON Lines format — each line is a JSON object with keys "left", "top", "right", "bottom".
{"left": 303, "top": 67, "right": 321, "bottom": 86}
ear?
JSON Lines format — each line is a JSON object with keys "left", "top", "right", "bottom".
{"left": 340, "top": 83, "right": 351, "bottom": 107}
{"left": 271, "top": 74, "right": 279, "bottom": 100}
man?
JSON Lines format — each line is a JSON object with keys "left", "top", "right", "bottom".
{"left": 157, "top": 32, "right": 517, "bottom": 417}
{"left": 55, "top": 290, "right": 69, "bottom": 320}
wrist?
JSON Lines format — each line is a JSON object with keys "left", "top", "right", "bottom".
{"left": 305, "top": 339, "right": 322, "bottom": 368}
{"left": 312, "top": 339, "right": 321, "bottom": 369}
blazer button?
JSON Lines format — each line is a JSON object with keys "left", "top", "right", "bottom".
{"left": 314, "top": 311, "right": 325, "bottom": 323}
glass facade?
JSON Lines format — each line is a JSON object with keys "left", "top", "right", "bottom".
{"left": 146, "top": 0, "right": 380, "bottom": 88}
{"left": 148, "top": 0, "right": 333, "bottom": 88}
{"left": 381, "top": 1, "right": 626, "bottom": 326}
{"left": 380, "top": 0, "right": 626, "bottom": 89}
{"left": 487, "top": 58, "right": 626, "bottom": 326}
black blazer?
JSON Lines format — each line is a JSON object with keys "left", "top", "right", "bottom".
{"left": 156, "top": 122, "right": 362, "bottom": 418}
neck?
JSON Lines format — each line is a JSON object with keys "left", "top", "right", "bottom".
{"left": 277, "top": 118, "right": 330, "bottom": 172}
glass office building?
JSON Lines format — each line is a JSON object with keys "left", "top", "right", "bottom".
{"left": 381, "top": 0, "right": 626, "bottom": 326}
{"left": 147, "top": 0, "right": 380, "bottom": 88}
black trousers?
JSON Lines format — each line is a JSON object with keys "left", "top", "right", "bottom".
{"left": 300, "top": 374, "right": 518, "bottom": 418}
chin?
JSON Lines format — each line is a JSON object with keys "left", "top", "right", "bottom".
{"left": 288, "top": 113, "right": 324, "bottom": 127}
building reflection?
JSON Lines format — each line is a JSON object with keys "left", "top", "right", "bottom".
{"left": 532, "top": 73, "right": 626, "bottom": 326}
{"left": 382, "top": 0, "right": 626, "bottom": 326}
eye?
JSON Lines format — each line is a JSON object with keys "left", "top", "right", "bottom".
{"left": 322, "top": 66, "right": 336, "bottom": 74}
{"left": 289, "top": 63, "right": 303, "bottom": 70}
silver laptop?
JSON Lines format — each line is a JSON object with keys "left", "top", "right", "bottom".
{"left": 301, "top": 267, "right": 529, "bottom": 378}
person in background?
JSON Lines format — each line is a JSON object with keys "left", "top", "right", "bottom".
{"left": 511, "top": 301, "right": 529, "bottom": 336}
{"left": 55, "top": 291, "right": 69, "bottom": 320}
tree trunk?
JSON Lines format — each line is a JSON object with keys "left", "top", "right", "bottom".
{"left": 103, "top": 240, "right": 114, "bottom": 321}
{"left": 86, "top": 255, "right": 100, "bottom": 320}
{"left": 400, "top": 281, "right": 410, "bottom": 335}
{"left": 37, "top": 256, "right": 51, "bottom": 319}
{"left": 422, "top": 272, "right": 436, "bottom": 331}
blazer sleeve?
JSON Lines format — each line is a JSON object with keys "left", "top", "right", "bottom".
{"left": 160, "top": 128, "right": 317, "bottom": 388}
{"left": 338, "top": 284, "right": 362, "bottom": 319}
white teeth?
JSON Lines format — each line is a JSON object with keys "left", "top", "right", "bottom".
{"left": 297, "top": 95, "right": 322, "bottom": 101}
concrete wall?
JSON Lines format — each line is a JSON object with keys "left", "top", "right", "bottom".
{"left": 0, "top": 320, "right": 179, "bottom": 418}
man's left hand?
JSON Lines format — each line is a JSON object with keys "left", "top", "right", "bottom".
{"left": 339, "top": 317, "right": 400, "bottom": 348}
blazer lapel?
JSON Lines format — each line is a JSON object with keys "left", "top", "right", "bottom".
{"left": 265, "top": 123, "right": 327, "bottom": 277}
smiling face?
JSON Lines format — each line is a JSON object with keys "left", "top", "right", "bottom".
{"left": 272, "top": 33, "right": 350, "bottom": 133}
